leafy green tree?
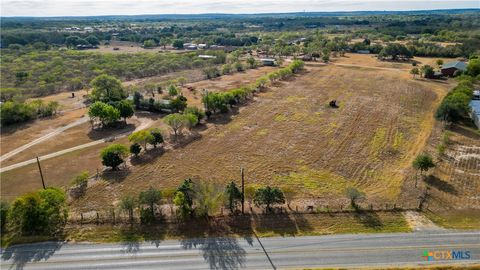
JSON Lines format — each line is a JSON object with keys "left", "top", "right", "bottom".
{"left": 119, "top": 194, "right": 136, "bottom": 222}
{"left": 412, "top": 154, "right": 435, "bottom": 187}
{"left": 410, "top": 67, "right": 419, "bottom": 78}
{"left": 9, "top": 187, "right": 67, "bottom": 236}
{"left": 0, "top": 201, "right": 10, "bottom": 232}
{"left": 467, "top": 59, "right": 480, "bottom": 76}
{"left": 0, "top": 101, "right": 35, "bottom": 125}
{"left": 254, "top": 186, "right": 285, "bottom": 211}
{"left": 436, "top": 59, "right": 444, "bottom": 67}
{"left": 435, "top": 84, "right": 472, "bottom": 123}
{"left": 170, "top": 95, "right": 188, "bottom": 112}
{"left": 184, "top": 106, "right": 205, "bottom": 121}
{"left": 164, "top": 113, "right": 188, "bottom": 137}
{"left": 177, "top": 77, "right": 187, "bottom": 86}
{"left": 168, "top": 84, "right": 178, "bottom": 96}
{"left": 246, "top": 57, "right": 257, "bottom": 68}
{"left": 421, "top": 65, "right": 435, "bottom": 78}
{"left": 65, "top": 36, "right": 88, "bottom": 48}
{"left": 139, "top": 187, "right": 162, "bottom": 222}
{"left": 130, "top": 143, "right": 142, "bottom": 157}
{"left": 225, "top": 181, "right": 242, "bottom": 213}
{"left": 88, "top": 101, "right": 120, "bottom": 127}
{"left": 90, "top": 74, "right": 126, "bottom": 103}
{"left": 133, "top": 91, "right": 143, "bottom": 109}
{"left": 143, "top": 39, "right": 156, "bottom": 48}
{"left": 149, "top": 128, "right": 164, "bottom": 148}
{"left": 194, "top": 181, "right": 224, "bottom": 218}
{"left": 345, "top": 187, "right": 365, "bottom": 207}
{"left": 172, "top": 39, "right": 184, "bottom": 49}
{"left": 115, "top": 100, "right": 134, "bottom": 123}
{"left": 184, "top": 113, "right": 199, "bottom": 129}
{"left": 85, "top": 35, "right": 100, "bottom": 46}
{"left": 174, "top": 179, "right": 194, "bottom": 218}
{"left": 100, "top": 143, "right": 129, "bottom": 170}
{"left": 129, "top": 130, "right": 154, "bottom": 150}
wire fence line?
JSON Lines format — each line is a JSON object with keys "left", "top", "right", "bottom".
{"left": 68, "top": 202, "right": 418, "bottom": 225}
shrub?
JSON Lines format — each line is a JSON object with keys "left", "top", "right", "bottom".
{"left": 254, "top": 186, "right": 285, "bottom": 211}
{"left": 100, "top": 144, "right": 129, "bottom": 170}
{"left": 8, "top": 188, "right": 67, "bottom": 236}
{"left": 1, "top": 201, "right": 10, "bottom": 232}
{"left": 149, "top": 128, "right": 164, "bottom": 148}
{"left": 130, "top": 143, "right": 142, "bottom": 157}
{"left": 69, "top": 171, "right": 89, "bottom": 199}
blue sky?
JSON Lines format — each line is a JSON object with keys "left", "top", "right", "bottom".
{"left": 1, "top": 0, "right": 478, "bottom": 17}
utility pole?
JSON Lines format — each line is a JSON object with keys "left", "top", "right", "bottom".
{"left": 241, "top": 167, "right": 245, "bottom": 214}
{"left": 36, "top": 156, "right": 46, "bottom": 189}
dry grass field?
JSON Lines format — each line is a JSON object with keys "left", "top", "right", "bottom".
{"left": 70, "top": 61, "right": 451, "bottom": 211}
{"left": 1, "top": 54, "right": 460, "bottom": 218}
{"left": 423, "top": 122, "right": 480, "bottom": 229}
{"left": 0, "top": 66, "right": 279, "bottom": 200}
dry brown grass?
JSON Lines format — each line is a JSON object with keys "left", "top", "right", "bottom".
{"left": 71, "top": 62, "right": 450, "bottom": 211}
{"left": 1, "top": 56, "right": 455, "bottom": 214}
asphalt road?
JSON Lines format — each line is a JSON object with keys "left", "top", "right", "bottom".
{"left": 1, "top": 231, "right": 479, "bottom": 269}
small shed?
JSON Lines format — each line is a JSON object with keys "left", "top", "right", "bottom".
{"left": 260, "top": 58, "right": 277, "bottom": 66}
{"left": 470, "top": 100, "right": 480, "bottom": 129}
{"left": 440, "top": 61, "right": 467, "bottom": 77}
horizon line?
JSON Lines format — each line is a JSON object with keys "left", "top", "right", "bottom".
{"left": 2, "top": 7, "right": 479, "bottom": 19}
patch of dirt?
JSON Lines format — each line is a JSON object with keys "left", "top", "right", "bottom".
{"left": 404, "top": 211, "right": 445, "bottom": 231}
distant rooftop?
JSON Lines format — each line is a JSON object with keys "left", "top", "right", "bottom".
{"left": 441, "top": 61, "right": 467, "bottom": 71}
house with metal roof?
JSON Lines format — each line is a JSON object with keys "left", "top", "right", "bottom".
{"left": 440, "top": 61, "right": 467, "bottom": 77}
{"left": 470, "top": 100, "right": 480, "bottom": 129}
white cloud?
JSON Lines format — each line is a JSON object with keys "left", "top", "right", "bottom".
{"left": 1, "top": 0, "right": 478, "bottom": 17}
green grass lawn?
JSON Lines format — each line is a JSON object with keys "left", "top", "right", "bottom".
{"left": 426, "top": 209, "right": 480, "bottom": 230}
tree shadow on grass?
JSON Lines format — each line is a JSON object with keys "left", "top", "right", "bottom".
{"left": 424, "top": 175, "right": 458, "bottom": 195}
{"left": 253, "top": 209, "right": 313, "bottom": 237}
{"left": 87, "top": 123, "right": 136, "bottom": 140}
{"left": 353, "top": 209, "right": 383, "bottom": 229}
{"left": 1, "top": 241, "right": 63, "bottom": 270}
{"left": 101, "top": 168, "right": 131, "bottom": 183}
{"left": 130, "top": 147, "right": 166, "bottom": 165}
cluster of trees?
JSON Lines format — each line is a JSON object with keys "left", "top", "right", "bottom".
{"left": 128, "top": 128, "right": 164, "bottom": 157}
{"left": 0, "top": 99, "right": 59, "bottom": 126}
{"left": 88, "top": 100, "right": 134, "bottom": 128}
{"left": 117, "top": 179, "right": 288, "bottom": 222}
{"left": 133, "top": 83, "right": 189, "bottom": 113}
{"left": 378, "top": 43, "right": 413, "bottom": 60}
{"left": 1, "top": 49, "right": 217, "bottom": 97}
{"left": 163, "top": 108, "right": 202, "bottom": 137}
{"left": 410, "top": 65, "right": 436, "bottom": 79}
{"left": 65, "top": 35, "right": 100, "bottom": 48}
{"left": 202, "top": 60, "right": 304, "bottom": 116}
{"left": 1, "top": 188, "right": 67, "bottom": 237}
{"left": 435, "top": 74, "right": 477, "bottom": 123}
{"left": 87, "top": 74, "right": 134, "bottom": 128}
